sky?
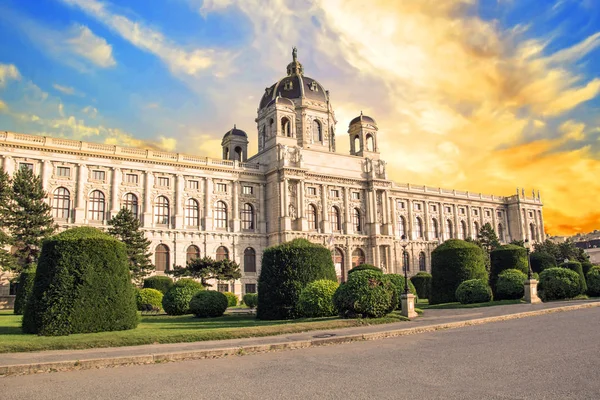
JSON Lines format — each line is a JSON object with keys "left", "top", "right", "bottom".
{"left": 0, "top": 0, "right": 599, "bottom": 236}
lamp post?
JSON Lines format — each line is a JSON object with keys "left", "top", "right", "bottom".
{"left": 399, "top": 234, "right": 418, "bottom": 318}
{"left": 401, "top": 235, "right": 409, "bottom": 294}
{"left": 523, "top": 239, "right": 541, "bottom": 304}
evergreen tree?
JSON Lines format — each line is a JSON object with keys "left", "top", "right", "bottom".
{"left": 168, "top": 256, "right": 241, "bottom": 287}
{"left": 107, "top": 208, "right": 153, "bottom": 283}
{"left": 0, "top": 170, "right": 15, "bottom": 271}
{"left": 477, "top": 223, "right": 501, "bottom": 254}
{"left": 533, "top": 239, "right": 588, "bottom": 264}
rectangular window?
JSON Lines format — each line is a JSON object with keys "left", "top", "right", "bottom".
{"left": 497, "top": 211, "right": 502, "bottom": 218}
{"left": 445, "top": 206, "right": 452, "bottom": 213}
{"left": 56, "top": 166, "right": 70, "bottom": 177}
{"left": 157, "top": 177, "right": 169, "bottom": 187}
{"left": 187, "top": 180, "right": 199, "bottom": 190}
{"left": 352, "top": 191, "right": 360, "bottom": 200}
{"left": 460, "top": 208, "right": 465, "bottom": 215}
{"left": 473, "top": 209, "right": 479, "bottom": 216}
{"left": 92, "top": 170, "right": 105, "bottom": 181}
{"left": 125, "top": 174, "right": 139, "bottom": 184}
{"left": 307, "top": 187, "right": 316, "bottom": 196}
{"left": 330, "top": 189, "right": 339, "bottom": 198}
{"left": 431, "top": 205, "right": 437, "bottom": 212}
{"left": 216, "top": 183, "right": 227, "bottom": 192}
{"left": 414, "top": 203, "right": 422, "bottom": 211}
{"left": 397, "top": 201, "right": 405, "bottom": 209}
{"left": 217, "top": 283, "right": 229, "bottom": 293}
{"left": 242, "top": 185, "right": 253, "bottom": 195}
{"left": 528, "top": 211, "right": 533, "bottom": 218}
{"left": 245, "top": 284, "right": 256, "bottom": 294}
{"left": 20, "top": 163, "right": 34, "bottom": 171}
{"left": 485, "top": 210, "right": 491, "bottom": 217}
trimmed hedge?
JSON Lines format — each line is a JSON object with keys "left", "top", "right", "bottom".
{"left": 538, "top": 267, "right": 580, "bottom": 302}
{"left": 243, "top": 293, "right": 258, "bottom": 308}
{"left": 490, "top": 244, "right": 528, "bottom": 295}
{"left": 586, "top": 266, "right": 600, "bottom": 297}
{"left": 347, "top": 264, "right": 382, "bottom": 275}
{"left": 333, "top": 270, "right": 398, "bottom": 318}
{"left": 162, "top": 279, "right": 204, "bottom": 315}
{"left": 297, "top": 279, "right": 339, "bottom": 317}
{"left": 581, "top": 261, "right": 594, "bottom": 278}
{"left": 135, "top": 288, "right": 163, "bottom": 311}
{"left": 223, "top": 292, "right": 238, "bottom": 307}
{"left": 189, "top": 290, "right": 228, "bottom": 318}
{"left": 143, "top": 276, "right": 174, "bottom": 294}
{"left": 257, "top": 239, "right": 337, "bottom": 320}
{"left": 530, "top": 252, "right": 556, "bottom": 274}
{"left": 13, "top": 267, "right": 36, "bottom": 315}
{"left": 560, "top": 261, "right": 587, "bottom": 294}
{"left": 430, "top": 240, "right": 488, "bottom": 304}
{"left": 496, "top": 269, "right": 527, "bottom": 300}
{"left": 410, "top": 272, "right": 432, "bottom": 299}
{"left": 455, "top": 279, "right": 492, "bottom": 304}
{"left": 387, "top": 274, "right": 417, "bottom": 310}
{"left": 22, "top": 227, "right": 138, "bottom": 336}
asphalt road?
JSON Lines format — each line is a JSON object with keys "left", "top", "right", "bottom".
{"left": 2, "top": 307, "right": 600, "bottom": 400}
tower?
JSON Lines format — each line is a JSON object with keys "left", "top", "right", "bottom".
{"left": 221, "top": 125, "right": 249, "bottom": 162}
{"left": 348, "top": 112, "right": 379, "bottom": 159}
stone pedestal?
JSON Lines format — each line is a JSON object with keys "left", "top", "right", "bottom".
{"left": 400, "top": 293, "right": 418, "bottom": 318}
{"left": 524, "top": 279, "right": 542, "bottom": 304}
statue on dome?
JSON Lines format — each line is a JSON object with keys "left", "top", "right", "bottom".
{"left": 292, "top": 46, "right": 298, "bottom": 62}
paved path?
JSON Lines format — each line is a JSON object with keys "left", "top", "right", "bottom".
{"left": 2, "top": 305, "right": 599, "bottom": 399}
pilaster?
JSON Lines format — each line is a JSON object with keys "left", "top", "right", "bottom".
{"left": 174, "top": 174, "right": 184, "bottom": 229}
{"left": 74, "top": 163, "right": 87, "bottom": 223}
{"left": 110, "top": 167, "right": 121, "bottom": 218}
{"left": 142, "top": 171, "right": 154, "bottom": 228}
{"left": 204, "top": 177, "right": 213, "bottom": 231}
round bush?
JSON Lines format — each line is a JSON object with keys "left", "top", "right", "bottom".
{"left": 490, "top": 245, "right": 528, "bottom": 295}
{"left": 586, "top": 266, "right": 600, "bottom": 297}
{"left": 297, "top": 279, "right": 339, "bottom": 318}
{"left": 13, "top": 267, "right": 36, "bottom": 315}
{"left": 22, "top": 227, "right": 138, "bottom": 336}
{"left": 496, "top": 269, "right": 527, "bottom": 300}
{"left": 581, "top": 261, "right": 594, "bottom": 277}
{"left": 136, "top": 288, "right": 164, "bottom": 311}
{"left": 143, "top": 276, "right": 174, "bottom": 294}
{"left": 347, "top": 264, "right": 382, "bottom": 276}
{"left": 189, "top": 290, "right": 228, "bottom": 318}
{"left": 530, "top": 252, "right": 556, "bottom": 274}
{"left": 455, "top": 279, "right": 492, "bottom": 304}
{"left": 560, "top": 261, "right": 587, "bottom": 294}
{"left": 387, "top": 274, "right": 417, "bottom": 310}
{"left": 223, "top": 292, "right": 238, "bottom": 307}
{"left": 257, "top": 239, "right": 337, "bottom": 320}
{"left": 243, "top": 293, "right": 258, "bottom": 308}
{"left": 162, "top": 279, "right": 204, "bottom": 315}
{"left": 410, "top": 272, "right": 432, "bottom": 299}
{"left": 333, "top": 270, "right": 398, "bottom": 318}
{"left": 538, "top": 267, "right": 580, "bottom": 302}
{"left": 430, "top": 240, "right": 488, "bottom": 304}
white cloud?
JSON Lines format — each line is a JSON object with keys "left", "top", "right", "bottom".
{"left": 52, "top": 84, "right": 76, "bottom": 95}
{"left": 0, "top": 63, "right": 21, "bottom": 87}
{"left": 65, "top": 24, "right": 116, "bottom": 68}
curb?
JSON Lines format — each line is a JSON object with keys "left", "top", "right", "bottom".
{"left": 1, "top": 302, "right": 598, "bottom": 376}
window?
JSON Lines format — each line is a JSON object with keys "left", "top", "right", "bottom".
{"left": 530, "top": 223, "right": 537, "bottom": 241}
{"left": 125, "top": 174, "right": 138, "bottom": 184}
{"left": 157, "top": 177, "right": 169, "bottom": 187}
{"left": 155, "top": 244, "right": 169, "bottom": 272}
{"left": 352, "top": 192, "right": 361, "bottom": 200}
{"left": 216, "top": 246, "right": 229, "bottom": 261}
{"left": 244, "top": 247, "right": 256, "bottom": 273}
{"left": 498, "top": 224, "right": 505, "bottom": 242}
{"left": 329, "top": 206, "right": 341, "bottom": 232}
{"left": 473, "top": 221, "right": 480, "bottom": 236}
{"left": 334, "top": 248, "right": 344, "bottom": 283}
{"left": 307, "top": 204, "right": 318, "bottom": 230}
{"left": 446, "top": 219, "right": 453, "bottom": 238}
{"left": 242, "top": 185, "right": 253, "bottom": 195}
{"left": 312, "top": 119, "right": 322, "bottom": 142}
{"left": 216, "top": 183, "right": 227, "bottom": 193}
{"left": 432, "top": 218, "right": 439, "bottom": 239}
{"left": 431, "top": 204, "right": 437, "bottom": 212}
{"left": 245, "top": 284, "right": 257, "bottom": 294}
{"left": 330, "top": 189, "right": 339, "bottom": 198}
{"left": 241, "top": 203, "right": 255, "bottom": 230}
{"left": 397, "top": 200, "right": 405, "bottom": 209}
{"left": 217, "top": 283, "right": 229, "bottom": 293}
{"left": 123, "top": 193, "right": 139, "bottom": 219}
{"left": 414, "top": 202, "right": 422, "bottom": 211}
{"left": 352, "top": 248, "right": 365, "bottom": 267}
{"left": 56, "top": 166, "right": 70, "bottom": 177}
{"left": 352, "top": 208, "right": 362, "bottom": 233}
{"left": 528, "top": 211, "right": 533, "bottom": 218}
{"left": 366, "top": 134, "right": 374, "bottom": 152}
{"left": 415, "top": 217, "right": 423, "bottom": 238}
{"left": 485, "top": 210, "right": 491, "bottom": 217}
{"left": 397, "top": 216, "right": 406, "bottom": 238}
{"left": 92, "top": 170, "right": 105, "bottom": 181}
{"left": 281, "top": 117, "right": 291, "bottom": 137}
{"left": 52, "top": 187, "right": 70, "bottom": 219}
{"left": 186, "top": 245, "right": 200, "bottom": 263}
{"left": 460, "top": 220, "right": 467, "bottom": 239}
{"left": 88, "top": 190, "right": 105, "bottom": 221}
{"left": 307, "top": 187, "right": 316, "bottom": 196}
{"left": 460, "top": 208, "right": 466, "bottom": 215}
{"left": 497, "top": 211, "right": 502, "bottom": 218}
{"left": 445, "top": 206, "right": 452, "bottom": 213}
{"left": 473, "top": 209, "right": 479, "bottom": 216}
{"left": 185, "top": 199, "right": 200, "bottom": 227}
{"left": 419, "top": 252, "right": 426, "bottom": 272}
{"left": 154, "top": 196, "right": 170, "bottom": 225}
{"left": 215, "top": 201, "right": 228, "bottom": 229}
{"left": 19, "top": 162, "right": 33, "bottom": 171}
{"left": 188, "top": 180, "right": 199, "bottom": 190}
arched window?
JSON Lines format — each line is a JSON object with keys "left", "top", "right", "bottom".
{"left": 473, "top": 221, "right": 480, "bottom": 236}
{"left": 241, "top": 203, "right": 254, "bottom": 230}
{"left": 447, "top": 219, "right": 453, "bottom": 239}
{"left": 334, "top": 248, "right": 344, "bottom": 282}
{"left": 186, "top": 245, "right": 200, "bottom": 263}
{"left": 215, "top": 201, "right": 228, "bottom": 229}
{"left": 419, "top": 252, "right": 426, "bottom": 271}
{"left": 269, "top": 118, "right": 274, "bottom": 137}
{"left": 216, "top": 246, "right": 229, "bottom": 261}
{"left": 155, "top": 244, "right": 169, "bottom": 272}
{"left": 234, "top": 146, "right": 243, "bottom": 161}
{"left": 460, "top": 220, "right": 467, "bottom": 239}
{"left": 312, "top": 119, "right": 322, "bottom": 142}
{"left": 329, "top": 206, "right": 341, "bottom": 232}
{"left": 354, "top": 136, "right": 360, "bottom": 152}
{"left": 403, "top": 251, "right": 410, "bottom": 272}
{"left": 498, "top": 223, "right": 504, "bottom": 242}
{"left": 244, "top": 247, "right": 256, "bottom": 272}
{"left": 88, "top": 190, "right": 105, "bottom": 221}
{"left": 397, "top": 216, "right": 406, "bottom": 238}
{"left": 52, "top": 187, "right": 70, "bottom": 219}
{"left": 223, "top": 147, "right": 229, "bottom": 159}
{"left": 352, "top": 248, "right": 365, "bottom": 267}
{"left": 307, "top": 204, "right": 318, "bottom": 230}
{"left": 530, "top": 223, "right": 537, "bottom": 242}
{"left": 123, "top": 193, "right": 138, "bottom": 219}
{"left": 415, "top": 217, "right": 423, "bottom": 238}
{"left": 281, "top": 117, "right": 291, "bottom": 137}
{"left": 185, "top": 199, "right": 200, "bottom": 227}
{"left": 154, "top": 196, "right": 170, "bottom": 225}
{"left": 352, "top": 208, "right": 362, "bottom": 233}
{"left": 366, "top": 134, "right": 374, "bottom": 151}
{"left": 432, "top": 218, "right": 439, "bottom": 239}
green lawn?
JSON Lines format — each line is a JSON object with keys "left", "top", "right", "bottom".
{"left": 0, "top": 311, "right": 408, "bottom": 353}
{"left": 416, "top": 299, "right": 524, "bottom": 309}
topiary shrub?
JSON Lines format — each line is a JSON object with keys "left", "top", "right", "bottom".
{"left": 143, "top": 276, "right": 174, "bottom": 294}
{"left": 347, "top": 264, "right": 382, "bottom": 276}
{"left": 430, "top": 240, "right": 488, "bottom": 304}
{"left": 455, "top": 279, "right": 492, "bottom": 304}
{"left": 257, "top": 239, "right": 337, "bottom": 320}
{"left": 410, "top": 272, "right": 432, "bottom": 299}
{"left": 586, "top": 266, "right": 600, "bottom": 297}
{"left": 490, "top": 244, "right": 528, "bottom": 295}
{"left": 22, "top": 227, "right": 138, "bottom": 336}
{"left": 530, "top": 252, "right": 557, "bottom": 274}
{"left": 496, "top": 269, "right": 527, "bottom": 300}
{"left": 333, "top": 270, "right": 398, "bottom": 318}
{"left": 243, "top": 293, "right": 258, "bottom": 309}
{"left": 189, "top": 290, "right": 228, "bottom": 318}
{"left": 162, "top": 279, "right": 204, "bottom": 315}
{"left": 581, "top": 261, "right": 594, "bottom": 277}
{"left": 297, "top": 279, "right": 339, "bottom": 318}
{"left": 560, "top": 261, "right": 587, "bottom": 294}
{"left": 13, "top": 267, "right": 36, "bottom": 315}
{"left": 136, "top": 288, "right": 164, "bottom": 311}
{"left": 538, "top": 267, "right": 580, "bottom": 302}
{"left": 387, "top": 274, "right": 417, "bottom": 310}
{"left": 223, "top": 292, "right": 238, "bottom": 307}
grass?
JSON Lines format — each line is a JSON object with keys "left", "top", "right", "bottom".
{"left": 417, "top": 298, "right": 524, "bottom": 310}
{"left": 0, "top": 310, "right": 408, "bottom": 353}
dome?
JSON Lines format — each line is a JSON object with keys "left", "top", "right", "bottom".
{"left": 349, "top": 112, "right": 376, "bottom": 126}
{"left": 265, "top": 96, "right": 295, "bottom": 108}
{"left": 222, "top": 125, "right": 247, "bottom": 139}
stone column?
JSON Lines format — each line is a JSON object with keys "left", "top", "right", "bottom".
{"left": 258, "top": 183, "right": 266, "bottom": 233}
{"left": 174, "top": 174, "right": 184, "bottom": 229}
{"left": 299, "top": 180, "right": 307, "bottom": 231}
{"left": 343, "top": 187, "right": 351, "bottom": 234}
{"left": 204, "top": 177, "right": 213, "bottom": 231}
{"left": 2, "top": 155, "right": 15, "bottom": 175}
{"left": 466, "top": 205, "right": 473, "bottom": 239}
{"left": 110, "top": 167, "right": 121, "bottom": 219}
{"left": 453, "top": 205, "right": 459, "bottom": 239}
{"left": 492, "top": 208, "right": 498, "bottom": 240}
{"left": 382, "top": 190, "right": 392, "bottom": 235}
{"left": 321, "top": 183, "right": 329, "bottom": 233}
{"left": 142, "top": 171, "right": 154, "bottom": 228}
{"left": 74, "top": 163, "right": 87, "bottom": 223}
{"left": 282, "top": 178, "right": 291, "bottom": 231}
{"left": 424, "top": 202, "right": 430, "bottom": 241}
{"left": 41, "top": 159, "right": 52, "bottom": 191}
{"left": 407, "top": 199, "right": 414, "bottom": 240}
{"left": 232, "top": 180, "right": 240, "bottom": 231}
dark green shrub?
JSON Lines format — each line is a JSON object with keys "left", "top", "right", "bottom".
{"left": 22, "top": 227, "right": 138, "bottom": 336}
{"left": 496, "top": 269, "right": 527, "bottom": 300}
{"left": 586, "top": 266, "right": 600, "bottom": 297}
{"left": 347, "top": 264, "right": 382, "bottom": 275}
{"left": 490, "top": 244, "right": 528, "bottom": 295}
{"left": 13, "top": 267, "right": 36, "bottom": 315}
{"left": 333, "top": 270, "right": 398, "bottom": 318}
{"left": 455, "top": 279, "right": 492, "bottom": 304}
{"left": 538, "top": 267, "right": 580, "bottom": 302}
{"left": 257, "top": 239, "right": 337, "bottom": 320}
{"left": 143, "top": 276, "right": 174, "bottom": 294}
{"left": 387, "top": 274, "right": 417, "bottom": 310}
{"left": 530, "top": 252, "right": 557, "bottom": 274}
{"left": 243, "top": 293, "right": 258, "bottom": 308}
{"left": 560, "top": 261, "right": 587, "bottom": 294}
{"left": 189, "top": 290, "right": 228, "bottom": 318}
{"left": 297, "top": 279, "right": 339, "bottom": 317}
{"left": 410, "top": 272, "right": 432, "bottom": 299}
{"left": 581, "top": 261, "right": 594, "bottom": 278}
{"left": 136, "top": 288, "right": 163, "bottom": 311}
{"left": 223, "top": 292, "right": 238, "bottom": 307}
{"left": 430, "top": 240, "right": 488, "bottom": 304}
{"left": 162, "top": 279, "right": 204, "bottom": 315}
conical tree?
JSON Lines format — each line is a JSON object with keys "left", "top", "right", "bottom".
{"left": 477, "top": 223, "right": 501, "bottom": 254}
{"left": 108, "top": 208, "right": 153, "bottom": 283}
{"left": 0, "top": 170, "right": 15, "bottom": 271}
